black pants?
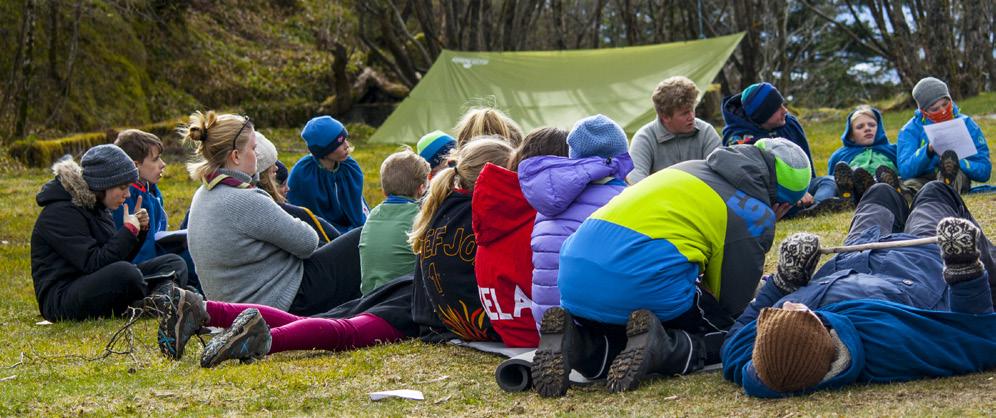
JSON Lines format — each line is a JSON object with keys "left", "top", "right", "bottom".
{"left": 288, "top": 226, "right": 364, "bottom": 316}
{"left": 44, "top": 254, "right": 188, "bottom": 321}
{"left": 569, "top": 284, "right": 734, "bottom": 379}
{"left": 851, "top": 181, "right": 996, "bottom": 304}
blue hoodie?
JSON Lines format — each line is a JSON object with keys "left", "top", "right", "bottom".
{"left": 896, "top": 104, "right": 990, "bottom": 183}
{"left": 111, "top": 182, "right": 168, "bottom": 263}
{"left": 287, "top": 155, "right": 369, "bottom": 233}
{"left": 721, "top": 94, "right": 816, "bottom": 177}
{"left": 827, "top": 108, "right": 897, "bottom": 175}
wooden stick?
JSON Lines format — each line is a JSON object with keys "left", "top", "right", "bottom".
{"left": 818, "top": 236, "right": 938, "bottom": 254}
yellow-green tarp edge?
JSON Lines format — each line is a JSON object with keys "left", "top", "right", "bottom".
{"left": 369, "top": 33, "right": 745, "bottom": 144}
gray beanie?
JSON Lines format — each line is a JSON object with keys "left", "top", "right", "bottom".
{"left": 912, "top": 77, "right": 950, "bottom": 109}
{"left": 81, "top": 144, "right": 139, "bottom": 191}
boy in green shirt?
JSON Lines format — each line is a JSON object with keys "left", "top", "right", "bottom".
{"left": 358, "top": 148, "right": 431, "bottom": 294}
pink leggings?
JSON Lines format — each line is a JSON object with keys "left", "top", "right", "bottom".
{"left": 205, "top": 301, "right": 405, "bottom": 354}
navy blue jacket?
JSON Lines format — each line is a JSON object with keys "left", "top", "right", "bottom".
{"left": 721, "top": 94, "right": 816, "bottom": 177}
{"left": 722, "top": 227, "right": 995, "bottom": 397}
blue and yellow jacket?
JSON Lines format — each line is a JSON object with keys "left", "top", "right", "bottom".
{"left": 558, "top": 145, "right": 779, "bottom": 325}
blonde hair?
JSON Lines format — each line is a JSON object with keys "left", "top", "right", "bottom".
{"left": 259, "top": 168, "right": 286, "bottom": 204}
{"left": 181, "top": 111, "right": 254, "bottom": 182}
{"left": 652, "top": 76, "right": 700, "bottom": 117}
{"left": 850, "top": 105, "right": 877, "bottom": 124}
{"left": 409, "top": 137, "right": 512, "bottom": 254}
{"left": 454, "top": 107, "right": 524, "bottom": 148}
{"left": 381, "top": 147, "right": 431, "bottom": 198}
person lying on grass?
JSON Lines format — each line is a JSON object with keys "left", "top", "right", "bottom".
{"left": 723, "top": 181, "right": 996, "bottom": 397}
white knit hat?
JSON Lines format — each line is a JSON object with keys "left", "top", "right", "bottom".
{"left": 254, "top": 131, "right": 278, "bottom": 175}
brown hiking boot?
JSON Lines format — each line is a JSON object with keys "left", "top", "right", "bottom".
{"left": 875, "top": 166, "right": 901, "bottom": 191}
{"left": 938, "top": 150, "right": 960, "bottom": 187}
{"left": 853, "top": 168, "right": 876, "bottom": 203}
{"left": 833, "top": 162, "right": 856, "bottom": 203}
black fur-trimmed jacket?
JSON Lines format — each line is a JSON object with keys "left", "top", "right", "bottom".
{"left": 30, "top": 158, "right": 144, "bottom": 318}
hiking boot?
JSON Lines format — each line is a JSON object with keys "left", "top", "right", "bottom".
{"left": 606, "top": 310, "right": 669, "bottom": 393}
{"left": 793, "top": 196, "right": 852, "bottom": 218}
{"left": 200, "top": 308, "right": 271, "bottom": 368}
{"left": 938, "top": 150, "right": 960, "bottom": 187}
{"left": 157, "top": 287, "right": 210, "bottom": 360}
{"left": 853, "top": 168, "right": 876, "bottom": 203}
{"left": 875, "top": 166, "right": 901, "bottom": 191}
{"left": 833, "top": 162, "right": 856, "bottom": 202}
{"left": 532, "top": 307, "right": 577, "bottom": 398}
{"left": 772, "top": 233, "right": 821, "bottom": 294}
{"left": 936, "top": 217, "right": 984, "bottom": 284}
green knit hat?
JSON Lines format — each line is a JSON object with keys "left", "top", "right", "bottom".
{"left": 755, "top": 137, "right": 811, "bottom": 204}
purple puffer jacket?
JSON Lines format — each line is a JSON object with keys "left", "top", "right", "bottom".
{"left": 518, "top": 153, "right": 633, "bottom": 328}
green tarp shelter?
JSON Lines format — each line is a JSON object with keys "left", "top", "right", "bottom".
{"left": 369, "top": 33, "right": 744, "bottom": 144}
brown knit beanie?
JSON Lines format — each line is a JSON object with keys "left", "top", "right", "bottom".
{"left": 752, "top": 307, "right": 835, "bottom": 393}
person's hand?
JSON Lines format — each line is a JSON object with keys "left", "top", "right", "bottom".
{"left": 134, "top": 195, "right": 150, "bottom": 230}
{"left": 122, "top": 195, "right": 146, "bottom": 231}
{"left": 796, "top": 192, "right": 814, "bottom": 207}
{"left": 773, "top": 202, "right": 792, "bottom": 221}
{"left": 927, "top": 143, "right": 935, "bottom": 155}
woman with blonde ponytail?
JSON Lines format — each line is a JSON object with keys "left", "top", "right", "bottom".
{"left": 183, "top": 111, "right": 361, "bottom": 317}
{"left": 409, "top": 136, "right": 513, "bottom": 342}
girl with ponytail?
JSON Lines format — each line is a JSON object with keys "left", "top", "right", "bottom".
{"left": 408, "top": 137, "right": 513, "bottom": 342}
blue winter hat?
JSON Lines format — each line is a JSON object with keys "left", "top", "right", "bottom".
{"left": 417, "top": 130, "right": 456, "bottom": 169}
{"left": 742, "top": 82, "right": 785, "bottom": 125}
{"left": 301, "top": 116, "right": 348, "bottom": 158}
{"left": 567, "top": 114, "right": 629, "bottom": 159}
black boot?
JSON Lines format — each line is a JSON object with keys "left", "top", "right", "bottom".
{"left": 875, "top": 166, "right": 901, "bottom": 192}
{"left": 157, "top": 287, "right": 210, "bottom": 360}
{"left": 834, "top": 162, "right": 856, "bottom": 203}
{"left": 938, "top": 150, "right": 961, "bottom": 188}
{"left": 200, "top": 308, "right": 271, "bottom": 368}
{"left": 606, "top": 310, "right": 704, "bottom": 393}
{"left": 532, "top": 307, "right": 578, "bottom": 397}
{"left": 853, "top": 167, "right": 876, "bottom": 202}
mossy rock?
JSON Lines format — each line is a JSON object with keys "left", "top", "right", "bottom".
{"left": 9, "top": 132, "right": 113, "bottom": 167}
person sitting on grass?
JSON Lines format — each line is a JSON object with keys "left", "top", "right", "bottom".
{"left": 517, "top": 116, "right": 632, "bottom": 331}
{"left": 416, "top": 130, "right": 457, "bottom": 179}
{"left": 453, "top": 106, "right": 524, "bottom": 148}
{"left": 532, "top": 137, "right": 810, "bottom": 397}
{"left": 828, "top": 105, "right": 900, "bottom": 205}
{"left": 409, "top": 137, "right": 513, "bottom": 343}
{"left": 31, "top": 144, "right": 189, "bottom": 321}
{"left": 897, "top": 77, "right": 991, "bottom": 197}
{"left": 722, "top": 82, "right": 845, "bottom": 217}
{"left": 255, "top": 131, "right": 339, "bottom": 245}
{"left": 723, "top": 180, "right": 996, "bottom": 397}
{"left": 184, "top": 111, "right": 360, "bottom": 317}
{"left": 472, "top": 127, "right": 570, "bottom": 348}
{"left": 157, "top": 275, "right": 418, "bottom": 368}
{"left": 627, "top": 76, "right": 721, "bottom": 183}
{"left": 287, "top": 115, "right": 369, "bottom": 233}
{"left": 358, "top": 148, "right": 430, "bottom": 295}
{"left": 110, "top": 129, "right": 203, "bottom": 294}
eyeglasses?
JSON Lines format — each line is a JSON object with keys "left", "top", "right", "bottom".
{"left": 231, "top": 115, "right": 253, "bottom": 151}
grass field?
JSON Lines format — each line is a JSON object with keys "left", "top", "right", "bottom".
{"left": 1, "top": 94, "right": 995, "bottom": 416}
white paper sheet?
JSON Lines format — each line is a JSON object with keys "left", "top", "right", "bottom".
{"left": 923, "top": 118, "right": 977, "bottom": 159}
{"left": 368, "top": 389, "right": 424, "bottom": 401}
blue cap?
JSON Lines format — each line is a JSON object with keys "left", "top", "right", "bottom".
{"left": 301, "top": 116, "right": 348, "bottom": 158}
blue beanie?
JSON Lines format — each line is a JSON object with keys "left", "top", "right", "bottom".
{"left": 567, "top": 114, "right": 629, "bottom": 159}
{"left": 301, "top": 116, "right": 348, "bottom": 158}
{"left": 742, "top": 82, "right": 785, "bottom": 125}
{"left": 417, "top": 130, "right": 456, "bottom": 169}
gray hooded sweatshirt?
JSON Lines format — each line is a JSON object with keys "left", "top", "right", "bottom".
{"left": 626, "top": 117, "right": 721, "bottom": 184}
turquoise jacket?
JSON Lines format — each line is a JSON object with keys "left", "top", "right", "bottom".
{"left": 897, "top": 106, "right": 990, "bottom": 183}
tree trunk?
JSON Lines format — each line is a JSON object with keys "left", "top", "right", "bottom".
{"left": 733, "top": 0, "right": 759, "bottom": 89}
{"left": 332, "top": 42, "right": 353, "bottom": 115}
{"left": 47, "top": 0, "right": 61, "bottom": 88}
{"left": 14, "top": 0, "right": 36, "bottom": 139}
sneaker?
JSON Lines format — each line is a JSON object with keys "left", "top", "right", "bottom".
{"left": 936, "top": 217, "right": 984, "bottom": 284}
{"left": 938, "top": 150, "right": 960, "bottom": 187}
{"left": 532, "top": 307, "right": 576, "bottom": 398}
{"left": 157, "top": 287, "right": 210, "bottom": 360}
{"left": 200, "top": 308, "right": 271, "bottom": 368}
{"left": 875, "top": 166, "right": 901, "bottom": 191}
{"left": 833, "top": 162, "right": 856, "bottom": 202}
{"left": 606, "top": 309, "right": 670, "bottom": 393}
{"left": 792, "top": 196, "right": 852, "bottom": 218}
{"left": 853, "top": 168, "right": 876, "bottom": 203}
